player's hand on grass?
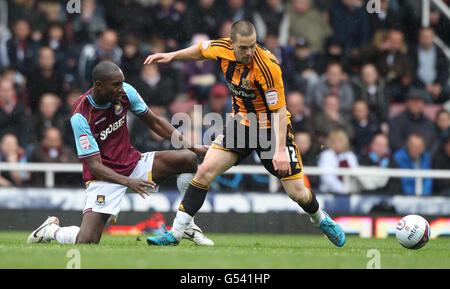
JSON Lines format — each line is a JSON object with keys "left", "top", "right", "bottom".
{"left": 125, "top": 179, "right": 157, "bottom": 199}
{"left": 273, "top": 150, "right": 291, "bottom": 177}
{"left": 143, "top": 53, "right": 174, "bottom": 65}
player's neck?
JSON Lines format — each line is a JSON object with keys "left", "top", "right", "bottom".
{"left": 91, "top": 88, "right": 109, "bottom": 106}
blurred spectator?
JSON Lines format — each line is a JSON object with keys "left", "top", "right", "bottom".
{"left": 351, "top": 99, "right": 381, "bottom": 157}
{"left": 121, "top": 35, "right": 144, "bottom": 80}
{"left": 78, "top": 29, "right": 123, "bottom": 88}
{"left": 72, "top": 0, "right": 107, "bottom": 44}
{"left": 432, "top": 136, "right": 450, "bottom": 195}
{"left": 7, "top": 0, "right": 46, "bottom": 35}
{"left": 392, "top": 134, "right": 433, "bottom": 195}
{"left": 218, "top": 19, "right": 233, "bottom": 39}
{"left": 294, "top": 130, "right": 319, "bottom": 188}
{"left": 0, "top": 133, "right": 29, "bottom": 187}
{"left": 435, "top": 109, "right": 449, "bottom": 146}
{"left": 317, "top": 129, "right": 359, "bottom": 194}
{"left": 286, "top": 90, "right": 309, "bottom": 133}
{"left": 26, "top": 46, "right": 64, "bottom": 112}
{"left": 149, "top": 0, "right": 186, "bottom": 48}
{"left": 29, "top": 127, "right": 78, "bottom": 187}
{"left": 351, "top": 63, "right": 389, "bottom": 124}
{"left": 358, "top": 133, "right": 400, "bottom": 194}
{"left": 31, "top": 93, "right": 66, "bottom": 144}
{"left": 224, "top": 0, "right": 254, "bottom": 23}
{"left": 103, "top": 0, "right": 148, "bottom": 42}
{"left": 0, "top": 66, "right": 27, "bottom": 102}
{"left": 129, "top": 63, "right": 179, "bottom": 106}
{"left": 285, "top": 0, "right": 332, "bottom": 53}
{"left": 204, "top": 82, "right": 229, "bottom": 118}
{"left": 389, "top": 90, "right": 439, "bottom": 156}
{"left": 311, "top": 94, "right": 354, "bottom": 146}
{"left": 0, "top": 77, "right": 30, "bottom": 148}
{"left": 368, "top": 0, "right": 401, "bottom": 39}
{"left": 42, "top": 22, "right": 78, "bottom": 87}
{"left": 361, "top": 28, "right": 412, "bottom": 88}
{"left": 6, "top": 19, "right": 40, "bottom": 76}
{"left": 182, "top": 0, "right": 223, "bottom": 40}
{"left": 183, "top": 34, "right": 217, "bottom": 102}
{"left": 252, "top": 0, "right": 289, "bottom": 44}
{"left": 315, "top": 36, "right": 352, "bottom": 75}
{"left": 309, "top": 62, "right": 354, "bottom": 113}
{"left": 428, "top": 5, "right": 450, "bottom": 46}
{"left": 285, "top": 37, "right": 320, "bottom": 93}
{"left": 410, "top": 27, "right": 449, "bottom": 104}
{"left": 329, "top": 0, "right": 371, "bottom": 52}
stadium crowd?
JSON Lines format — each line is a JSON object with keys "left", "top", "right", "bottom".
{"left": 0, "top": 0, "right": 449, "bottom": 195}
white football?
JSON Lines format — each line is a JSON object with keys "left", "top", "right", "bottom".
{"left": 395, "top": 215, "right": 431, "bottom": 249}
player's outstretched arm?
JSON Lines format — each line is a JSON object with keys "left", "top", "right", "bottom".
{"left": 84, "top": 155, "right": 156, "bottom": 199}
{"left": 143, "top": 44, "right": 205, "bottom": 65}
{"left": 138, "top": 109, "right": 208, "bottom": 157}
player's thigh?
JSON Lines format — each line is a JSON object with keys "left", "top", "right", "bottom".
{"left": 151, "top": 149, "right": 198, "bottom": 183}
{"left": 76, "top": 211, "right": 110, "bottom": 244}
{"left": 281, "top": 177, "right": 310, "bottom": 204}
{"left": 194, "top": 147, "right": 239, "bottom": 185}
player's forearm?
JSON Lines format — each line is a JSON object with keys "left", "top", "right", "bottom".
{"left": 87, "top": 158, "right": 132, "bottom": 187}
{"left": 149, "top": 115, "right": 194, "bottom": 149}
{"left": 171, "top": 44, "right": 205, "bottom": 61}
{"left": 272, "top": 106, "right": 287, "bottom": 153}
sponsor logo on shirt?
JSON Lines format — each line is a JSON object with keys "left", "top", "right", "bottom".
{"left": 100, "top": 115, "right": 125, "bottom": 140}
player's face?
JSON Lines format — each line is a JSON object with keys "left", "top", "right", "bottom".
{"left": 102, "top": 71, "right": 125, "bottom": 105}
{"left": 232, "top": 32, "right": 257, "bottom": 64}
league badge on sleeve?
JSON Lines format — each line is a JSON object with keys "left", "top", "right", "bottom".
{"left": 265, "top": 90, "right": 278, "bottom": 106}
{"left": 79, "top": 134, "right": 91, "bottom": 151}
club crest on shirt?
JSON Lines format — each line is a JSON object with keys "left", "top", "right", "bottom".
{"left": 114, "top": 104, "right": 123, "bottom": 115}
{"left": 95, "top": 195, "right": 106, "bottom": 206}
{"left": 241, "top": 78, "right": 252, "bottom": 90}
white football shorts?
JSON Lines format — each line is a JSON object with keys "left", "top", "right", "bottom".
{"left": 83, "top": 152, "right": 159, "bottom": 223}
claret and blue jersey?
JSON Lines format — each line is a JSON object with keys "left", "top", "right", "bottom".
{"left": 70, "top": 82, "right": 149, "bottom": 184}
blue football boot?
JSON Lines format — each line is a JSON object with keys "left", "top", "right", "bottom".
{"left": 147, "top": 223, "right": 179, "bottom": 246}
{"left": 317, "top": 211, "right": 346, "bottom": 247}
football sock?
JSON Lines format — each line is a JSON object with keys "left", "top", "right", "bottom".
{"left": 53, "top": 226, "right": 80, "bottom": 244}
{"left": 179, "top": 180, "right": 209, "bottom": 217}
{"left": 171, "top": 180, "right": 209, "bottom": 241}
{"left": 172, "top": 211, "right": 193, "bottom": 241}
{"left": 298, "top": 187, "right": 326, "bottom": 224}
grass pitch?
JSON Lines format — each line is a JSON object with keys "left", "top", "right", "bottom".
{"left": 0, "top": 232, "right": 449, "bottom": 269}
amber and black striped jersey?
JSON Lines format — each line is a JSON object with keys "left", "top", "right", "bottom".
{"left": 199, "top": 38, "right": 291, "bottom": 129}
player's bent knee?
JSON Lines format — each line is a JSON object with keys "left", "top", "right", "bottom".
{"left": 181, "top": 150, "right": 198, "bottom": 173}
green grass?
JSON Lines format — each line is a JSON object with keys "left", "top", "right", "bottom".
{"left": 0, "top": 232, "right": 449, "bottom": 269}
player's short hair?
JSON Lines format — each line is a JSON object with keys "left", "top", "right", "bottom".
{"left": 230, "top": 20, "right": 256, "bottom": 42}
{"left": 92, "top": 61, "right": 121, "bottom": 83}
